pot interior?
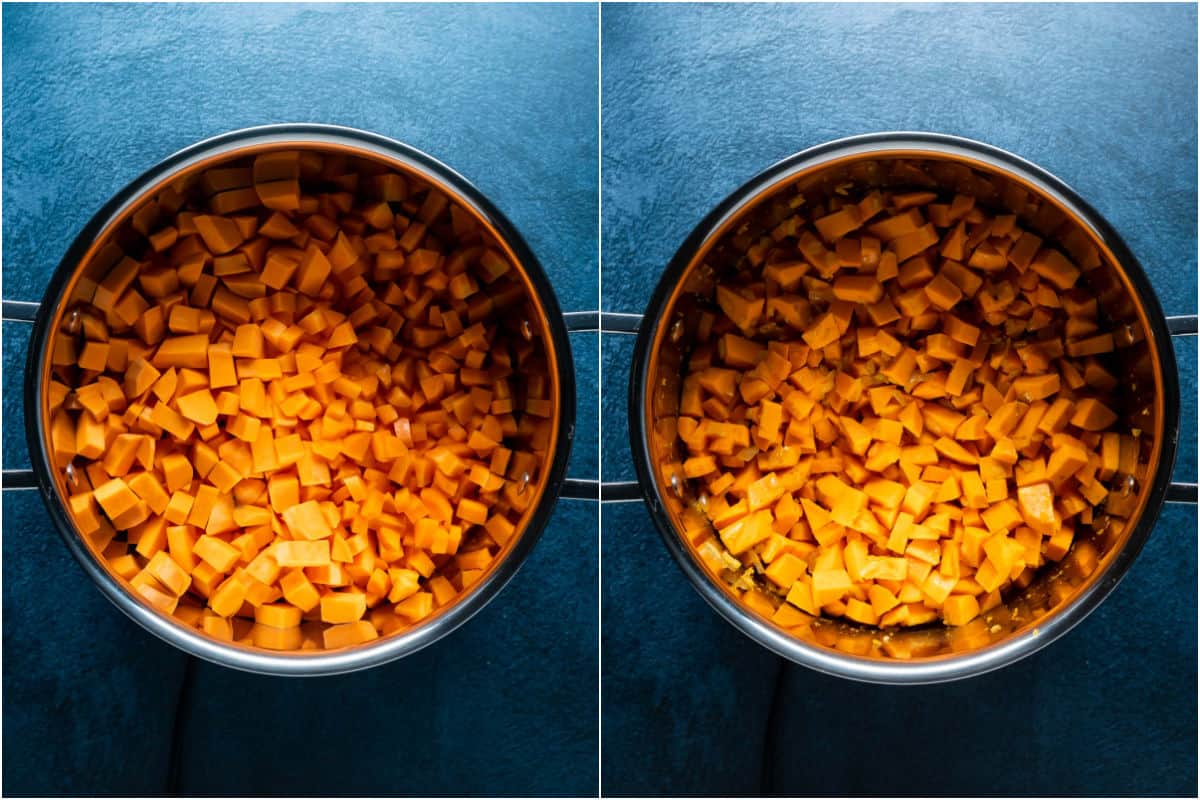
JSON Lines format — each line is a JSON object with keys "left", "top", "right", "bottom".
{"left": 642, "top": 148, "right": 1173, "bottom": 662}
{"left": 36, "top": 137, "right": 565, "bottom": 660}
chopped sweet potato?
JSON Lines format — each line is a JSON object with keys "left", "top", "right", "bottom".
{"left": 673, "top": 180, "right": 1133, "bottom": 630}
{"left": 49, "top": 148, "right": 555, "bottom": 651}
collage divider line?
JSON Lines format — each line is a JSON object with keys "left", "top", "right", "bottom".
{"left": 596, "top": 2, "right": 604, "bottom": 794}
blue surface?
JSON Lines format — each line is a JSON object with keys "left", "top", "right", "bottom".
{"left": 5, "top": 2, "right": 1198, "bottom": 796}
{"left": 3, "top": 4, "right": 598, "bottom": 796}
{"left": 601, "top": 4, "right": 1197, "bottom": 796}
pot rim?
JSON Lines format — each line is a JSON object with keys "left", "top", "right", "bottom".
{"left": 24, "top": 123, "right": 576, "bottom": 676}
{"left": 628, "top": 131, "right": 1180, "bottom": 684}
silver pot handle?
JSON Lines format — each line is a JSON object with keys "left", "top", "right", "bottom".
{"left": 563, "top": 311, "right": 641, "bottom": 334}
{"left": 1166, "top": 314, "right": 1197, "bottom": 503}
{"left": 3, "top": 300, "right": 38, "bottom": 323}
{"left": 559, "top": 310, "right": 639, "bottom": 502}
{"left": 3, "top": 304, "right": 627, "bottom": 501}
{"left": 559, "top": 480, "right": 642, "bottom": 502}
{"left": 1167, "top": 315, "right": 1197, "bottom": 336}
{"left": 563, "top": 310, "right": 642, "bottom": 502}
{"left": 560, "top": 309, "right": 639, "bottom": 501}
{"left": 0, "top": 467, "right": 648, "bottom": 501}
{"left": 6, "top": 306, "right": 1190, "bottom": 506}
{"left": 1, "top": 299, "right": 38, "bottom": 489}
{"left": 609, "top": 312, "right": 1198, "bottom": 506}
{"left": 3, "top": 469, "right": 37, "bottom": 490}
{"left": 1166, "top": 483, "right": 1197, "bottom": 504}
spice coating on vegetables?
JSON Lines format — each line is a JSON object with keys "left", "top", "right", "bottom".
{"left": 674, "top": 178, "right": 1139, "bottom": 632}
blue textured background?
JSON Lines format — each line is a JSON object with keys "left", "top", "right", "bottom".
{"left": 601, "top": 4, "right": 1198, "bottom": 796}
{"left": 3, "top": 4, "right": 598, "bottom": 796}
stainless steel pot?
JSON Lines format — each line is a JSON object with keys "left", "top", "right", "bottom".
{"left": 623, "top": 132, "right": 1197, "bottom": 684}
{"left": 4, "top": 124, "right": 599, "bottom": 675}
